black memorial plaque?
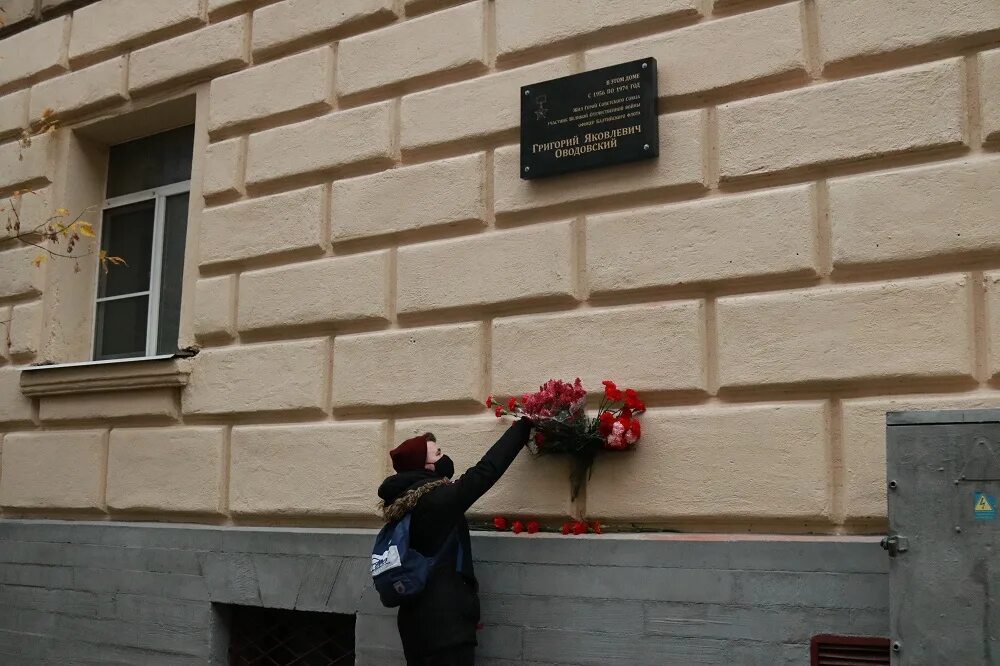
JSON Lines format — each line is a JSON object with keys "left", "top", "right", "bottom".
{"left": 520, "top": 57, "right": 658, "bottom": 180}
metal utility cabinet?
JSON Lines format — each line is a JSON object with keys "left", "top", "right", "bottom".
{"left": 885, "top": 409, "right": 1000, "bottom": 665}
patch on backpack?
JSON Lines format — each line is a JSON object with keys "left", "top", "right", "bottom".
{"left": 371, "top": 545, "right": 401, "bottom": 576}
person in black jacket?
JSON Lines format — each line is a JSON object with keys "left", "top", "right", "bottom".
{"left": 376, "top": 418, "right": 533, "bottom": 666}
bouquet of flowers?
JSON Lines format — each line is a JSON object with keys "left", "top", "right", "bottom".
{"left": 487, "top": 378, "right": 646, "bottom": 500}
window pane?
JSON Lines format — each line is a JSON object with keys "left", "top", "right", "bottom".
{"left": 106, "top": 125, "right": 195, "bottom": 198}
{"left": 98, "top": 200, "right": 155, "bottom": 298}
{"left": 156, "top": 192, "right": 189, "bottom": 355}
{"left": 94, "top": 295, "right": 148, "bottom": 360}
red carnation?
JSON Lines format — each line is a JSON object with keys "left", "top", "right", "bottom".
{"left": 602, "top": 380, "right": 623, "bottom": 401}
{"left": 628, "top": 419, "right": 641, "bottom": 440}
{"left": 598, "top": 411, "right": 615, "bottom": 436}
{"left": 511, "top": 520, "right": 524, "bottom": 534}
{"left": 494, "top": 406, "right": 503, "bottom": 418}
{"left": 571, "top": 521, "right": 587, "bottom": 535}
{"left": 624, "top": 388, "right": 645, "bottom": 411}
{"left": 485, "top": 395, "right": 493, "bottom": 408}
{"left": 493, "top": 516, "right": 508, "bottom": 530}
{"left": 590, "top": 521, "right": 603, "bottom": 534}
{"left": 526, "top": 520, "right": 540, "bottom": 534}
{"left": 561, "top": 522, "right": 572, "bottom": 535}
{"left": 507, "top": 397, "right": 517, "bottom": 411}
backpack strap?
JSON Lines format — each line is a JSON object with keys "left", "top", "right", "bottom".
{"left": 426, "top": 528, "right": 464, "bottom": 573}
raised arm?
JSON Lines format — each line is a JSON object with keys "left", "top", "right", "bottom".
{"left": 432, "top": 419, "right": 533, "bottom": 515}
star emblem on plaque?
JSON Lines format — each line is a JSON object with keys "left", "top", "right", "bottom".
{"left": 534, "top": 95, "right": 548, "bottom": 120}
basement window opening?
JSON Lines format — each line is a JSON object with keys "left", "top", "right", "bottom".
{"left": 223, "top": 605, "right": 356, "bottom": 665}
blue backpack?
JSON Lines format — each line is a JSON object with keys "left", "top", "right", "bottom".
{"left": 371, "top": 513, "right": 463, "bottom": 607}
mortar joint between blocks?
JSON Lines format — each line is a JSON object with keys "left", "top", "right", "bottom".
{"left": 483, "top": 317, "right": 493, "bottom": 402}
{"left": 243, "top": 11, "right": 254, "bottom": 66}
{"left": 219, "top": 424, "right": 233, "bottom": 515}
{"left": 801, "top": 0, "right": 823, "bottom": 81}
{"left": 970, "top": 270, "right": 989, "bottom": 386}
{"left": 99, "top": 428, "right": 110, "bottom": 514}
{"left": 321, "top": 182, "right": 333, "bottom": 250}
{"left": 391, "top": 98, "right": 402, "bottom": 164}
{"left": 965, "top": 53, "right": 984, "bottom": 151}
{"left": 703, "top": 107, "right": 720, "bottom": 190}
{"left": 572, "top": 215, "right": 588, "bottom": 304}
{"left": 324, "top": 337, "right": 335, "bottom": 418}
{"left": 827, "top": 397, "right": 845, "bottom": 525}
{"left": 329, "top": 42, "right": 339, "bottom": 111}
{"left": 484, "top": 148, "right": 496, "bottom": 230}
{"left": 704, "top": 294, "right": 718, "bottom": 396}
{"left": 387, "top": 246, "right": 399, "bottom": 327}
{"left": 484, "top": 0, "right": 497, "bottom": 70}
{"left": 814, "top": 178, "right": 832, "bottom": 279}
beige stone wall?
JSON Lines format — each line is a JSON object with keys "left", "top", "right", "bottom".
{"left": 2, "top": 0, "right": 1000, "bottom": 532}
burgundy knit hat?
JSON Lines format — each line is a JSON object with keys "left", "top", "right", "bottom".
{"left": 390, "top": 433, "right": 433, "bottom": 473}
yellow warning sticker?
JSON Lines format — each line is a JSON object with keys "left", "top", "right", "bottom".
{"left": 974, "top": 492, "right": 997, "bottom": 520}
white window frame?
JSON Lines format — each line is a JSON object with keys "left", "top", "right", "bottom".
{"left": 93, "top": 179, "right": 191, "bottom": 360}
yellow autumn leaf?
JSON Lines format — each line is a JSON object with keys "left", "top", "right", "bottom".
{"left": 100, "top": 254, "right": 126, "bottom": 274}
{"left": 76, "top": 221, "right": 96, "bottom": 237}
{"left": 32, "top": 254, "right": 47, "bottom": 268}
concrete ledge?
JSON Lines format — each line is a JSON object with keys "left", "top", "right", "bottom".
{"left": 0, "top": 520, "right": 889, "bottom": 664}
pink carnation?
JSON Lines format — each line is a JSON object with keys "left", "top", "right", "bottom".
{"left": 520, "top": 378, "right": 586, "bottom": 421}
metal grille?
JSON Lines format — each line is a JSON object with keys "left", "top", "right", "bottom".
{"left": 227, "top": 606, "right": 355, "bottom": 666}
{"left": 811, "top": 635, "right": 891, "bottom": 666}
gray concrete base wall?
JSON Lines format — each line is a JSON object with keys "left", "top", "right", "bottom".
{"left": 0, "top": 520, "right": 889, "bottom": 665}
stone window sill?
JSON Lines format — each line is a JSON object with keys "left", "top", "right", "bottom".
{"left": 20, "top": 354, "right": 193, "bottom": 397}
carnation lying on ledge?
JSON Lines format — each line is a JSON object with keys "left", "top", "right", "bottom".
{"left": 486, "top": 378, "right": 647, "bottom": 500}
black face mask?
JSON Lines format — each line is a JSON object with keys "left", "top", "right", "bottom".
{"left": 434, "top": 455, "right": 455, "bottom": 479}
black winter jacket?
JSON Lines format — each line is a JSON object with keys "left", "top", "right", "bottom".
{"left": 376, "top": 419, "right": 532, "bottom": 658}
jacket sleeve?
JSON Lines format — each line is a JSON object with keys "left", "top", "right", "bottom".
{"left": 433, "top": 419, "right": 532, "bottom": 516}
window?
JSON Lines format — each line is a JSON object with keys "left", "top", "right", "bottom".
{"left": 223, "top": 605, "right": 356, "bottom": 665}
{"left": 93, "top": 125, "right": 194, "bottom": 360}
